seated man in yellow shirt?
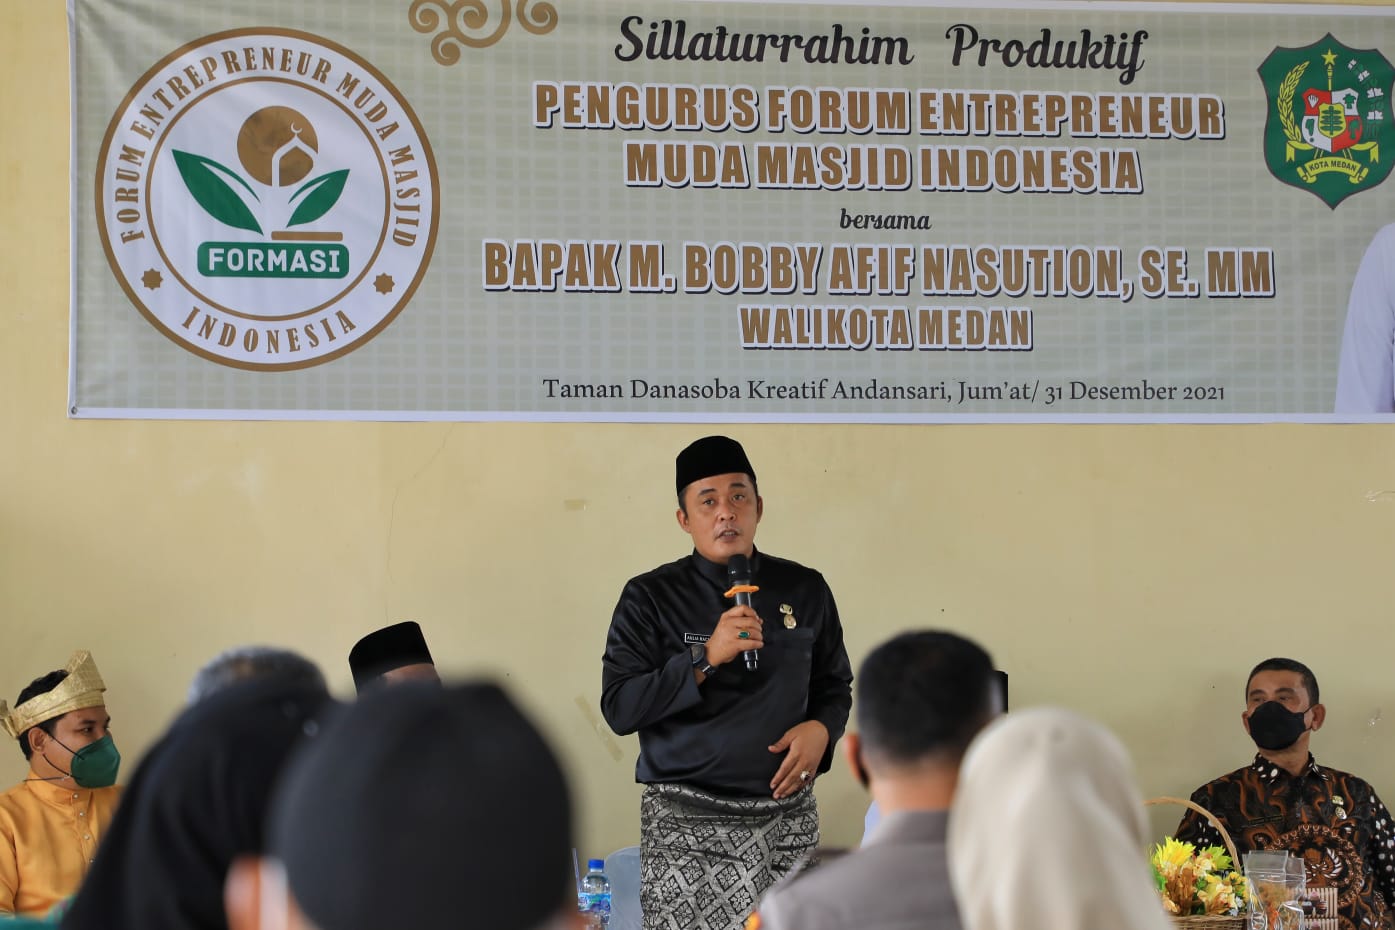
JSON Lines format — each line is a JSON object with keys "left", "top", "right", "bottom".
{"left": 0, "top": 651, "right": 122, "bottom": 917}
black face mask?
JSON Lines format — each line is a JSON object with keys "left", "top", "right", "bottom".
{"left": 1248, "top": 701, "right": 1309, "bottom": 751}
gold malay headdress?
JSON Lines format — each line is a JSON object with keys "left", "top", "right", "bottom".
{"left": 0, "top": 651, "right": 108, "bottom": 739}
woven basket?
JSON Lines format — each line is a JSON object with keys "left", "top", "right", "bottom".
{"left": 1166, "top": 913, "right": 1247, "bottom": 930}
{"left": 1145, "top": 796, "right": 1247, "bottom": 930}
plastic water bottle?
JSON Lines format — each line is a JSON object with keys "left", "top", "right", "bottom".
{"left": 578, "top": 858, "right": 612, "bottom": 929}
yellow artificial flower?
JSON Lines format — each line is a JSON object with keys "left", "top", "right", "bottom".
{"left": 1198, "top": 875, "right": 1238, "bottom": 914}
{"left": 1152, "top": 837, "right": 1196, "bottom": 878}
{"left": 1203, "top": 845, "right": 1235, "bottom": 872}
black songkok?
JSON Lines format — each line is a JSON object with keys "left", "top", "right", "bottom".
{"left": 269, "top": 682, "right": 574, "bottom": 930}
{"left": 348, "top": 621, "right": 434, "bottom": 692}
{"left": 675, "top": 435, "right": 757, "bottom": 497}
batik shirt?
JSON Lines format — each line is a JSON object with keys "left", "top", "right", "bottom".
{"left": 1176, "top": 754, "right": 1395, "bottom": 930}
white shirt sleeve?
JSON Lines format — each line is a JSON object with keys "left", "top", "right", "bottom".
{"left": 1335, "top": 224, "right": 1395, "bottom": 414}
{"left": 861, "top": 800, "right": 880, "bottom": 845}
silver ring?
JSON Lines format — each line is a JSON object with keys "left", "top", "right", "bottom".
{"left": 798, "top": 770, "right": 810, "bottom": 781}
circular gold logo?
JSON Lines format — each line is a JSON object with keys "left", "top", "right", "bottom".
{"left": 95, "top": 28, "right": 439, "bottom": 370}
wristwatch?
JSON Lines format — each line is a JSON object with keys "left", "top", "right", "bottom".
{"left": 690, "top": 643, "right": 717, "bottom": 676}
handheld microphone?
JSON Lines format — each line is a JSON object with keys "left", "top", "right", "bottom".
{"left": 726, "top": 554, "right": 759, "bottom": 671}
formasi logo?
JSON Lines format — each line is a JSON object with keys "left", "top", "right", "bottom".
{"left": 95, "top": 28, "right": 438, "bottom": 370}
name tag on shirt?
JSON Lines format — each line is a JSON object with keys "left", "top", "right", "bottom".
{"left": 684, "top": 633, "right": 711, "bottom": 645}
{"left": 1243, "top": 814, "right": 1284, "bottom": 828}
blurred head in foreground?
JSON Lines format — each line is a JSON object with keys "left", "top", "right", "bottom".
{"left": 847, "top": 629, "right": 998, "bottom": 804}
{"left": 187, "top": 646, "right": 326, "bottom": 706}
{"left": 948, "top": 707, "right": 1171, "bottom": 930}
{"left": 225, "top": 681, "right": 579, "bottom": 930}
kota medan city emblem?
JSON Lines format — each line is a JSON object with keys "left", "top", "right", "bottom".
{"left": 1258, "top": 34, "right": 1395, "bottom": 208}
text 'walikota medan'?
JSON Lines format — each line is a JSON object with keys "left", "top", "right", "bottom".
{"left": 737, "top": 305, "right": 1032, "bottom": 351}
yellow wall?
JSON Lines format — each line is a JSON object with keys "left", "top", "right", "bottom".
{"left": 4, "top": 2, "right": 1394, "bottom": 858}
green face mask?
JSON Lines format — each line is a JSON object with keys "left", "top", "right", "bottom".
{"left": 47, "top": 734, "right": 122, "bottom": 789}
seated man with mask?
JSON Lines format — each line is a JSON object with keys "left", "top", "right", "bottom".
{"left": 0, "top": 651, "right": 122, "bottom": 917}
{"left": 1176, "top": 657, "right": 1395, "bottom": 930}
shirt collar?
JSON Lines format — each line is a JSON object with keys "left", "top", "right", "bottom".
{"left": 22, "top": 769, "right": 91, "bottom": 806}
{"left": 1249, "top": 752, "right": 1322, "bottom": 783}
{"left": 689, "top": 548, "right": 763, "bottom": 587}
{"left": 864, "top": 809, "right": 950, "bottom": 847}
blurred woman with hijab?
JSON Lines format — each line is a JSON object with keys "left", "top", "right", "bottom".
{"left": 947, "top": 707, "right": 1171, "bottom": 930}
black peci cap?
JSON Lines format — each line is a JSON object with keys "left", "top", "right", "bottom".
{"left": 348, "top": 621, "right": 434, "bottom": 692}
{"left": 675, "top": 435, "right": 757, "bottom": 497}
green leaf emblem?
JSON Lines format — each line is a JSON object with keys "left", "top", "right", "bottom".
{"left": 171, "top": 150, "right": 262, "bottom": 234}
{"left": 286, "top": 170, "right": 349, "bottom": 228}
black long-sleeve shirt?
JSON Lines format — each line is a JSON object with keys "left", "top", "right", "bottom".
{"left": 600, "top": 549, "right": 853, "bottom": 797}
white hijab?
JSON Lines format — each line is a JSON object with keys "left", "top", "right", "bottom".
{"left": 948, "top": 707, "right": 1172, "bottom": 930}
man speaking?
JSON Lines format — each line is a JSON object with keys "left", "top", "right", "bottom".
{"left": 601, "top": 436, "right": 853, "bottom": 930}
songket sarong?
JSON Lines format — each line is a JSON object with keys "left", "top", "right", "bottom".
{"left": 639, "top": 783, "right": 819, "bottom": 930}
